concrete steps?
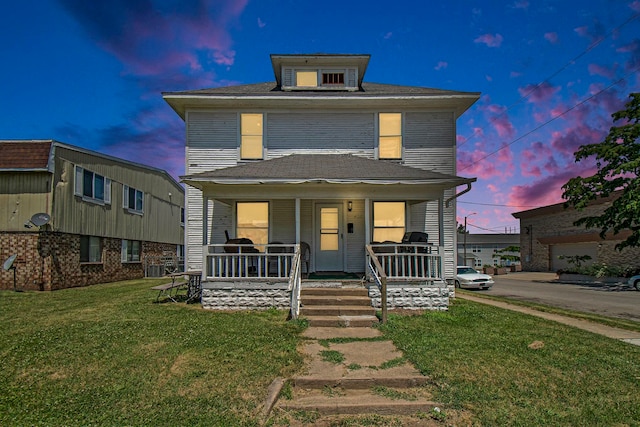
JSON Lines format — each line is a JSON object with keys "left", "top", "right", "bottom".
{"left": 299, "top": 285, "right": 378, "bottom": 328}
{"left": 270, "top": 331, "right": 441, "bottom": 423}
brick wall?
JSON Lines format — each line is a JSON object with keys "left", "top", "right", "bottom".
{"left": 0, "top": 231, "right": 177, "bottom": 291}
{"left": 518, "top": 203, "right": 640, "bottom": 272}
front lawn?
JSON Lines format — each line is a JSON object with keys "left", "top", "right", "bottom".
{"left": 0, "top": 279, "right": 306, "bottom": 426}
{"left": 381, "top": 299, "right": 640, "bottom": 425}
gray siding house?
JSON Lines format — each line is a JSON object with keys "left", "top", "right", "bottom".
{"left": 163, "top": 53, "right": 478, "bottom": 313}
{"left": 0, "top": 140, "right": 185, "bottom": 290}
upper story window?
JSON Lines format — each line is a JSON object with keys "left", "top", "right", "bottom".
{"left": 373, "top": 202, "right": 406, "bottom": 243}
{"left": 236, "top": 202, "right": 269, "bottom": 248}
{"left": 323, "top": 73, "right": 344, "bottom": 85}
{"left": 180, "top": 207, "right": 185, "bottom": 226}
{"left": 296, "top": 71, "right": 318, "bottom": 87}
{"left": 80, "top": 235, "right": 102, "bottom": 263}
{"left": 379, "top": 113, "right": 402, "bottom": 159}
{"left": 74, "top": 165, "right": 111, "bottom": 205}
{"left": 240, "top": 113, "right": 263, "bottom": 160}
{"left": 123, "top": 185, "right": 144, "bottom": 214}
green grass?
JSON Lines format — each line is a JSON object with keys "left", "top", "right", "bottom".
{"left": 457, "top": 288, "right": 640, "bottom": 333}
{"left": 0, "top": 279, "right": 306, "bottom": 426}
{"left": 3, "top": 280, "right": 640, "bottom": 426}
{"left": 380, "top": 298, "right": 640, "bottom": 426}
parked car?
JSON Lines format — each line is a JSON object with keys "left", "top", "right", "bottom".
{"left": 455, "top": 266, "right": 494, "bottom": 290}
{"left": 628, "top": 275, "right": 640, "bottom": 291}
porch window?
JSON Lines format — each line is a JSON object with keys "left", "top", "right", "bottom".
{"left": 373, "top": 202, "right": 405, "bottom": 243}
{"left": 241, "top": 113, "right": 263, "bottom": 159}
{"left": 379, "top": 113, "right": 402, "bottom": 159}
{"left": 80, "top": 236, "right": 102, "bottom": 263}
{"left": 296, "top": 70, "right": 318, "bottom": 87}
{"left": 236, "top": 202, "right": 269, "bottom": 247}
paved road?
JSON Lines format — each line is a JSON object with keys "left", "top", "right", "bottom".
{"left": 480, "top": 272, "right": 640, "bottom": 322}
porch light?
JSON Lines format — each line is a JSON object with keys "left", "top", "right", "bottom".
{"left": 348, "top": 201, "right": 353, "bottom": 211}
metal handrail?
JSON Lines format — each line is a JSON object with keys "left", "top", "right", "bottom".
{"left": 366, "top": 245, "right": 388, "bottom": 324}
{"left": 288, "top": 244, "right": 302, "bottom": 320}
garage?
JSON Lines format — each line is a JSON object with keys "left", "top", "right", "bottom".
{"left": 550, "top": 243, "right": 598, "bottom": 271}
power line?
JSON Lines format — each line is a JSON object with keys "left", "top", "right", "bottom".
{"left": 458, "top": 10, "right": 640, "bottom": 149}
{"left": 458, "top": 64, "right": 640, "bottom": 172}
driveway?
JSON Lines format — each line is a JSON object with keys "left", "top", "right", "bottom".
{"left": 478, "top": 272, "right": 640, "bottom": 322}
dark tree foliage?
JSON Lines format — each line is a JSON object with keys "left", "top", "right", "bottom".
{"left": 562, "top": 92, "right": 640, "bottom": 250}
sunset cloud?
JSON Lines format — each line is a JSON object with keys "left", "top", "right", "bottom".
{"left": 474, "top": 33, "right": 504, "bottom": 48}
{"left": 544, "top": 32, "right": 558, "bottom": 44}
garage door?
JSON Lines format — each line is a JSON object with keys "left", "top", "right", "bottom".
{"left": 550, "top": 243, "right": 598, "bottom": 271}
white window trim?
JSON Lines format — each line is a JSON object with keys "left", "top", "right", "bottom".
{"left": 123, "top": 185, "right": 144, "bottom": 215}
{"left": 74, "top": 165, "right": 112, "bottom": 205}
{"left": 121, "top": 239, "right": 141, "bottom": 263}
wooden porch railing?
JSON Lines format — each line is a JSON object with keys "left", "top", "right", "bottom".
{"left": 204, "top": 243, "right": 297, "bottom": 279}
{"left": 367, "top": 243, "right": 443, "bottom": 281}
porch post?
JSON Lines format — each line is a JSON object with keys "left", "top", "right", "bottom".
{"left": 364, "top": 198, "right": 371, "bottom": 273}
{"left": 203, "top": 196, "right": 209, "bottom": 245}
{"left": 295, "top": 198, "right": 301, "bottom": 243}
{"left": 438, "top": 197, "right": 444, "bottom": 247}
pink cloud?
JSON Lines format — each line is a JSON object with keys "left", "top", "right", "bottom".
{"left": 257, "top": 17, "right": 266, "bottom": 28}
{"left": 512, "top": 1, "right": 529, "bottom": 9}
{"left": 588, "top": 63, "right": 617, "bottom": 78}
{"left": 630, "top": 1, "right": 640, "bottom": 12}
{"left": 435, "top": 61, "right": 448, "bottom": 70}
{"left": 518, "top": 81, "right": 561, "bottom": 104}
{"left": 474, "top": 33, "right": 504, "bottom": 48}
{"left": 544, "top": 32, "right": 558, "bottom": 44}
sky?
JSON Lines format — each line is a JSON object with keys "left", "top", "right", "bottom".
{"left": 2, "top": 0, "right": 639, "bottom": 234}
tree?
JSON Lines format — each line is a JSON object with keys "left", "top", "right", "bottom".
{"left": 562, "top": 92, "right": 640, "bottom": 250}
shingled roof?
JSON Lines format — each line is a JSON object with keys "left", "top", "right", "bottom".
{"left": 0, "top": 140, "right": 53, "bottom": 170}
{"left": 181, "top": 154, "right": 475, "bottom": 187}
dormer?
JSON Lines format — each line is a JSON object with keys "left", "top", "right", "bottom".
{"left": 271, "top": 53, "right": 370, "bottom": 91}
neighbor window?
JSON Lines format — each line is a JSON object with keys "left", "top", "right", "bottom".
{"left": 74, "top": 166, "right": 111, "bottom": 204}
{"left": 123, "top": 185, "right": 144, "bottom": 214}
{"left": 121, "top": 239, "right": 141, "bottom": 262}
{"left": 296, "top": 70, "right": 318, "bottom": 87}
{"left": 236, "top": 202, "right": 269, "bottom": 248}
{"left": 373, "top": 202, "right": 405, "bottom": 243}
{"left": 80, "top": 236, "right": 102, "bottom": 263}
{"left": 379, "top": 113, "right": 402, "bottom": 159}
{"left": 240, "top": 113, "right": 263, "bottom": 159}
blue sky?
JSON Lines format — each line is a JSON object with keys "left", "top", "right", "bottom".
{"left": 2, "top": 0, "right": 639, "bottom": 233}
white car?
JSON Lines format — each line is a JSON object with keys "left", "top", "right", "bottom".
{"left": 455, "top": 266, "right": 494, "bottom": 290}
{"left": 627, "top": 275, "right": 640, "bottom": 291}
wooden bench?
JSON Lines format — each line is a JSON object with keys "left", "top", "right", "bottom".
{"left": 151, "top": 280, "right": 187, "bottom": 302}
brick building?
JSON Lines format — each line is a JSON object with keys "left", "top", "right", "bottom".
{"left": 512, "top": 196, "right": 640, "bottom": 272}
{"left": 0, "top": 140, "right": 185, "bottom": 291}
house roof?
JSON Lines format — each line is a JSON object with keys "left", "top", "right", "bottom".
{"left": 181, "top": 154, "right": 476, "bottom": 187}
{"left": 162, "top": 82, "right": 480, "bottom": 119}
{"left": 0, "top": 140, "right": 53, "bottom": 170}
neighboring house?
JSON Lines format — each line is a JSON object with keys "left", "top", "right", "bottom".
{"left": 163, "top": 53, "right": 479, "bottom": 312}
{"left": 512, "top": 196, "right": 640, "bottom": 272}
{"left": 457, "top": 233, "right": 520, "bottom": 268}
{"left": 0, "top": 140, "right": 185, "bottom": 291}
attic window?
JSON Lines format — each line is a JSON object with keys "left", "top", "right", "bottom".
{"left": 296, "top": 71, "right": 318, "bottom": 87}
{"left": 322, "top": 73, "right": 344, "bottom": 85}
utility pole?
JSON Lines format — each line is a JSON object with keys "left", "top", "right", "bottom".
{"left": 463, "top": 212, "right": 476, "bottom": 267}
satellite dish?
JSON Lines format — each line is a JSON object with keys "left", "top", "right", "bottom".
{"left": 30, "top": 213, "right": 51, "bottom": 227}
{"left": 3, "top": 254, "right": 17, "bottom": 271}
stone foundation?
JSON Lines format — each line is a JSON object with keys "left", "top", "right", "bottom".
{"left": 201, "top": 281, "right": 291, "bottom": 310}
{"left": 368, "top": 282, "right": 450, "bottom": 310}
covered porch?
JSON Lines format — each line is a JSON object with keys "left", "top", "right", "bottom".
{"left": 181, "top": 154, "right": 475, "bottom": 316}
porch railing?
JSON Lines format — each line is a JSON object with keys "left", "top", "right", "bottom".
{"left": 204, "top": 243, "right": 297, "bottom": 279}
{"left": 367, "top": 243, "right": 443, "bottom": 281}
{"left": 288, "top": 245, "right": 302, "bottom": 320}
{"left": 366, "top": 245, "right": 388, "bottom": 324}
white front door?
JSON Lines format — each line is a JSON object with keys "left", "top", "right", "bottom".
{"left": 315, "top": 203, "right": 344, "bottom": 272}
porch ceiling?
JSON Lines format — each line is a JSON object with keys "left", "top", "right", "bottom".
{"left": 181, "top": 154, "right": 476, "bottom": 195}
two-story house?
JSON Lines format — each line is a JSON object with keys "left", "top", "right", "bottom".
{"left": 163, "top": 53, "right": 478, "bottom": 313}
{"left": 0, "top": 140, "right": 185, "bottom": 291}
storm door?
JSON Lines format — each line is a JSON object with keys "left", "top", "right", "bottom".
{"left": 315, "top": 204, "right": 344, "bottom": 272}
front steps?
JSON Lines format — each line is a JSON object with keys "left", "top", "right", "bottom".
{"left": 300, "top": 284, "right": 378, "bottom": 327}
{"left": 272, "top": 333, "right": 441, "bottom": 423}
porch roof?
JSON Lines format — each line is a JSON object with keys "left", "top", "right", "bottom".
{"left": 181, "top": 154, "right": 476, "bottom": 189}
